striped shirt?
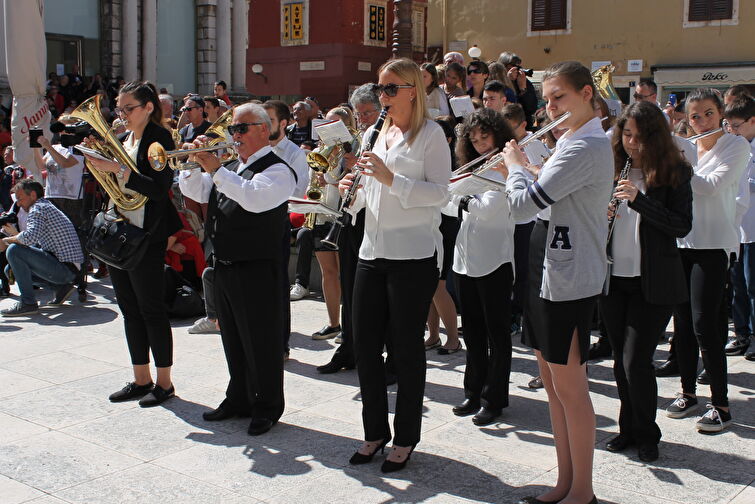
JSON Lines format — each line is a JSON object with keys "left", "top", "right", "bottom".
{"left": 16, "top": 198, "right": 84, "bottom": 265}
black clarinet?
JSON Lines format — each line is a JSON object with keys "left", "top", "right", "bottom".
{"left": 606, "top": 158, "right": 632, "bottom": 254}
{"left": 321, "top": 107, "right": 389, "bottom": 250}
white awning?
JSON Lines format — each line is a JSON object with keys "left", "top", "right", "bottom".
{"left": 653, "top": 66, "right": 755, "bottom": 87}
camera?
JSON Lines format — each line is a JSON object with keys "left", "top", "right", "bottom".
{"left": 516, "top": 65, "right": 534, "bottom": 77}
{"left": 0, "top": 212, "right": 18, "bottom": 226}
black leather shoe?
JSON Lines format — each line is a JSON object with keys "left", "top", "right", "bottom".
{"left": 349, "top": 438, "right": 389, "bottom": 465}
{"left": 516, "top": 497, "right": 561, "bottom": 504}
{"left": 380, "top": 444, "right": 415, "bottom": 473}
{"left": 317, "top": 359, "right": 355, "bottom": 374}
{"left": 452, "top": 398, "right": 480, "bottom": 416}
{"left": 587, "top": 339, "right": 612, "bottom": 360}
{"left": 638, "top": 443, "right": 659, "bottom": 462}
{"left": 655, "top": 359, "right": 679, "bottom": 377}
{"left": 745, "top": 336, "right": 755, "bottom": 361}
{"left": 606, "top": 434, "right": 634, "bottom": 453}
{"left": 109, "top": 382, "right": 154, "bottom": 402}
{"left": 472, "top": 407, "right": 502, "bottom": 426}
{"left": 203, "top": 400, "right": 240, "bottom": 421}
{"left": 697, "top": 369, "right": 710, "bottom": 385}
{"left": 247, "top": 417, "right": 275, "bottom": 436}
{"left": 139, "top": 384, "right": 175, "bottom": 407}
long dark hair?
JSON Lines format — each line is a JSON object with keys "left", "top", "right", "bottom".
{"left": 119, "top": 81, "right": 163, "bottom": 126}
{"left": 455, "top": 108, "right": 514, "bottom": 165}
{"left": 612, "top": 101, "right": 690, "bottom": 189}
{"left": 421, "top": 63, "right": 440, "bottom": 94}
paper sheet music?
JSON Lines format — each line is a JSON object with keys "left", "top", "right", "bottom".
{"left": 313, "top": 119, "right": 353, "bottom": 147}
{"left": 449, "top": 96, "right": 474, "bottom": 118}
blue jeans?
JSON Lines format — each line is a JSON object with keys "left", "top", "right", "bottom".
{"left": 731, "top": 243, "right": 755, "bottom": 337}
{"left": 5, "top": 243, "right": 76, "bottom": 305}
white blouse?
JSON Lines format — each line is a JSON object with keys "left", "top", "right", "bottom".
{"left": 349, "top": 119, "right": 452, "bottom": 269}
{"left": 677, "top": 133, "right": 751, "bottom": 254}
{"left": 426, "top": 87, "right": 450, "bottom": 118}
{"left": 612, "top": 167, "right": 645, "bottom": 277}
{"left": 452, "top": 171, "right": 515, "bottom": 277}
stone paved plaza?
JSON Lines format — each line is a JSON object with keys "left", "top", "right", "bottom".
{"left": 0, "top": 277, "right": 753, "bottom": 504}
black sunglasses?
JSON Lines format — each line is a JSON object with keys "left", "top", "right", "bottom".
{"left": 227, "top": 122, "right": 264, "bottom": 135}
{"left": 372, "top": 83, "right": 414, "bottom": 97}
{"left": 467, "top": 67, "right": 485, "bottom": 74}
{"left": 181, "top": 106, "right": 200, "bottom": 112}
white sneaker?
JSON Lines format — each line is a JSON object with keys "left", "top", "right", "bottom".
{"left": 188, "top": 317, "right": 219, "bottom": 334}
{"left": 290, "top": 284, "right": 309, "bottom": 301}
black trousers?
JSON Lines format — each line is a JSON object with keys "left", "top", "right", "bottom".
{"left": 281, "top": 225, "right": 292, "bottom": 353}
{"left": 353, "top": 256, "right": 438, "bottom": 446}
{"left": 512, "top": 221, "right": 535, "bottom": 318}
{"left": 600, "top": 276, "right": 670, "bottom": 444}
{"left": 294, "top": 227, "right": 314, "bottom": 289}
{"left": 215, "top": 258, "right": 285, "bottom": 421}
{"left": 110, "top": 239, "right": 173, "bottom": 367}
{"left": 333, "top": 212, "right": 364, "bottom": 366}
{"left": 674, "top": 248, "right": 729, "bottom": 407}
{"left": 455, "top": 262, "right": 514, "bottom": 410}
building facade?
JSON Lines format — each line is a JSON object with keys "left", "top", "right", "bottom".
{"left": 246, "top": 0, "right": 429, "bottom": 108}
{"left": 427, "top": 0, "right": 755, "bottom": 102}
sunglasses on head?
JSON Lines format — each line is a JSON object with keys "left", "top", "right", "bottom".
{"left": 372, "top": 83, "right": 415, "bottom": 97}
{"left": 227, "top": 122, "right": 264, "bottom": 135}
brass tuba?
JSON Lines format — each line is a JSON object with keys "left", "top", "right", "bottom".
{"left": 61, "top": 94, "right": 147, "bottom": 211}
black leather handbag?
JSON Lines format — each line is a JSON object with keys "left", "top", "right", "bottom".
{"left": 86, "top": 209, "right": 150, "bottom": 271}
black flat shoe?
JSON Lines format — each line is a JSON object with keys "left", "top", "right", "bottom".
{"left": 655, "top": 359, "right": 679, "bottom": 377}
{"left": 638, "top": 443, "right": 659, "bottom": 462}
{"left": 316, "top": 359, "right": 355, "bottom": 374}
{"left": 452, "top": 398, "right": 480, "bottom": 416}
{"left": 203, "top": 399, "right": 240, "bottom": 421}
{"left": 139, "top": 384, "right": 175, "bottom": 407}
{"left": 109, "top": 381, "right": 154, "bottom": 402}
{"left": 606, "top": 434, "right": 634, "bottom": 453}
{"left": 516, "top": 497, "right": 561, "bottom": 504}
{"left": 349, "top": 438, "right": 390, "bottom": 465}
{"left": 472, "top": 407, "right": 502, "bottom": 426}
{"left": 247, "top": 417, "right": 275, "bottom": 436}
{"left": 380, "top": 444, "right": 415, "bottom": 473}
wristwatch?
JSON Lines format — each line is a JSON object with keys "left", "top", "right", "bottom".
{"left": 116, "top": 166, "right": 127, "bottom": 179}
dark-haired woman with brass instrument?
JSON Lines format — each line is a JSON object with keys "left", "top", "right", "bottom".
{"left": 339, "top": 58, "right": 451, "bottom": 473}
{"left": 84, "top": 81, "right": 182, "bottom": 407}
{"left": 600, "top": 101, "right": 692, "bottom": 462}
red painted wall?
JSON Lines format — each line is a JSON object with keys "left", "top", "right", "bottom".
{"left": 247, "top": 0, "right": 425, "bottom": 108}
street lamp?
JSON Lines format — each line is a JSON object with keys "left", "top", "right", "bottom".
{"left": 251, "top": 63, "right": 267, "bottom": 83}
{"left": 468, "top": 45, "right": 482, "bottom": 60}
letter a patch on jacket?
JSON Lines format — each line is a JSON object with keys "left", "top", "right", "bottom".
{"left": 549, "top": 226, "right": 572, "bottom": 250}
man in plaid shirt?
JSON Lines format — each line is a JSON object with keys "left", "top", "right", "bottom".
{"left": 0, "top": 179, "right": 84, "bottom": 316}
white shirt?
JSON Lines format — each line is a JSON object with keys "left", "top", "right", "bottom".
{"left": 677, "top": 133, "right": 751, "bottom": 254}
{"left": 349, "top": 119, "right": 451, "bottom": 269}
{"left": 178, "top": 145, "right": 295, "bottom": 213}
{"left": 612, "top": 167, "right": 645, "bottom": 277}
{"left": 426, "top": 87, "right": 450, "bottom": 118}
{"left": 739, "top": 138, "right": 755, "bottom": 243}
{"left": 271, "top": 136, "right": 309, "bottom": 198}
{"left": 674, "top": 136, "right": 698, "bottom": 165}
{"left": 43, "top": 145, "right": 84, "bottom": 200}
{"left": 517, "top": 132, "right": 551, "bottom": 225}
{"left": 111, "top": 133, "right": 145, "bottom": 228}
{"left": 452, "top": 171, "right": 515, "bottom": 277}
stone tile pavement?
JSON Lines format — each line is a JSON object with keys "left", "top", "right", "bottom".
{"left": 0, "top": 278, "right": 753, "bottom": 504}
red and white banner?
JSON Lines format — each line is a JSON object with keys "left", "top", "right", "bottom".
{"left": 3, "top": 0, "right": 50, "bottom": 176}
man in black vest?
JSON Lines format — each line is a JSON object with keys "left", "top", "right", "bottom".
{"left": 178, "top": 103, "right": 296, "bottom": 436}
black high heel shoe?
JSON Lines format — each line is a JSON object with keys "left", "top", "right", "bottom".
{"left": 349, "top": 438, "right": 390, "bottom": 465}
{"left": 380, "top": 444, "right": 416, "bottom": 473}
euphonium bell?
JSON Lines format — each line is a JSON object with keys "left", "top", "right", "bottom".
{"left": 592, "top": 64, "right": 621, "bottom": 101}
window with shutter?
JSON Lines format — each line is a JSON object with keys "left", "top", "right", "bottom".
{"left": 688, "top": 0, "right": 733, "bottom": 21}
{"left": 531, "top": 0, "right": 567, "bottom": 31}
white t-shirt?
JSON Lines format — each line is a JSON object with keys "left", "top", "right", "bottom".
{"left": 612, "top": 167, "right": 645, "bottom": 277}
{"left": 44, "top": 145, "right": 84, "bottom": 200}
{"left": 739, "top": 138, "right": 755, "bottom": 243}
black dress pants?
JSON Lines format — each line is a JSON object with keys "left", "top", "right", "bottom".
{"left": 333, "top": 211, "right": 364, "bottom": 366}
{"left": 215, "top": 259, "right": 285, "bottom": 421}
{"left": 353, "top": 256, "right": 438, "bottom": 446}
{"left": 674, "top": 248, "right": 729, "bottom": 407}
{"left": 512, "top": 221, "right": 534, "bottom": 319}
{"left": 110, "top": 240, "right": 173, "bottom": 367}
{"left": 600, "top": 276, "right": 670, "bottom": 444}
{"left": 455, "top": 262, "right": 514, "bottom": 410}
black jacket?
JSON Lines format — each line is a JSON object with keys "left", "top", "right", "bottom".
{"left": 119, "top": 121, "right": 182, "bottom": 243}
{"left": 613, "top": 163, "right": 693, "bottom": 305}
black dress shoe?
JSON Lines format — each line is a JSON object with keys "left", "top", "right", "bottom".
{"left": 203, "top": 400, "right": 240, "bottom": 421}
{"left": 745, "top": 336, "right": 755, "bottom": 361}
{"left": 349, "top": 438, "right": 390, "bottom": 465}
{"left": 317, "top": 359, "right": 355, "bottom": 374}
{"left": 516, "top": 497, "right": 561, "bottom": 504}
{"left": 638, "top": 443, "right": 659, "bottom": 462}
{"left": 139, "top": 384, "right": 175, "bottom": 407}
{"left": 472, "top": 407, "right": 502, "bottom": 426}
{"left": 655, "top": 359, "right": 679, "bottom": 377}
{"left": 247, "top": 417, "right": 275, "bottom": 436}
{"left": 587, "top": 339, "right": 612, "bottom": 360}
{"left": 109, "top": 381, "right": 154, "bottom": 402}
{"left": 380, "top": 444, "right": 416, "bottom": 473}
{"left": 697, "top": 369, "right": 710, "bottom": 385}
{"left": 605, "top": 434, "right": 634, "bottom": 452}
{"left": 452, "top": 398, "right": 480, "bottom": 416}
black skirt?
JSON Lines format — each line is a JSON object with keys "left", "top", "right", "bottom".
{"left": 522, "top": 219, "right": 595, "bottom": 365}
